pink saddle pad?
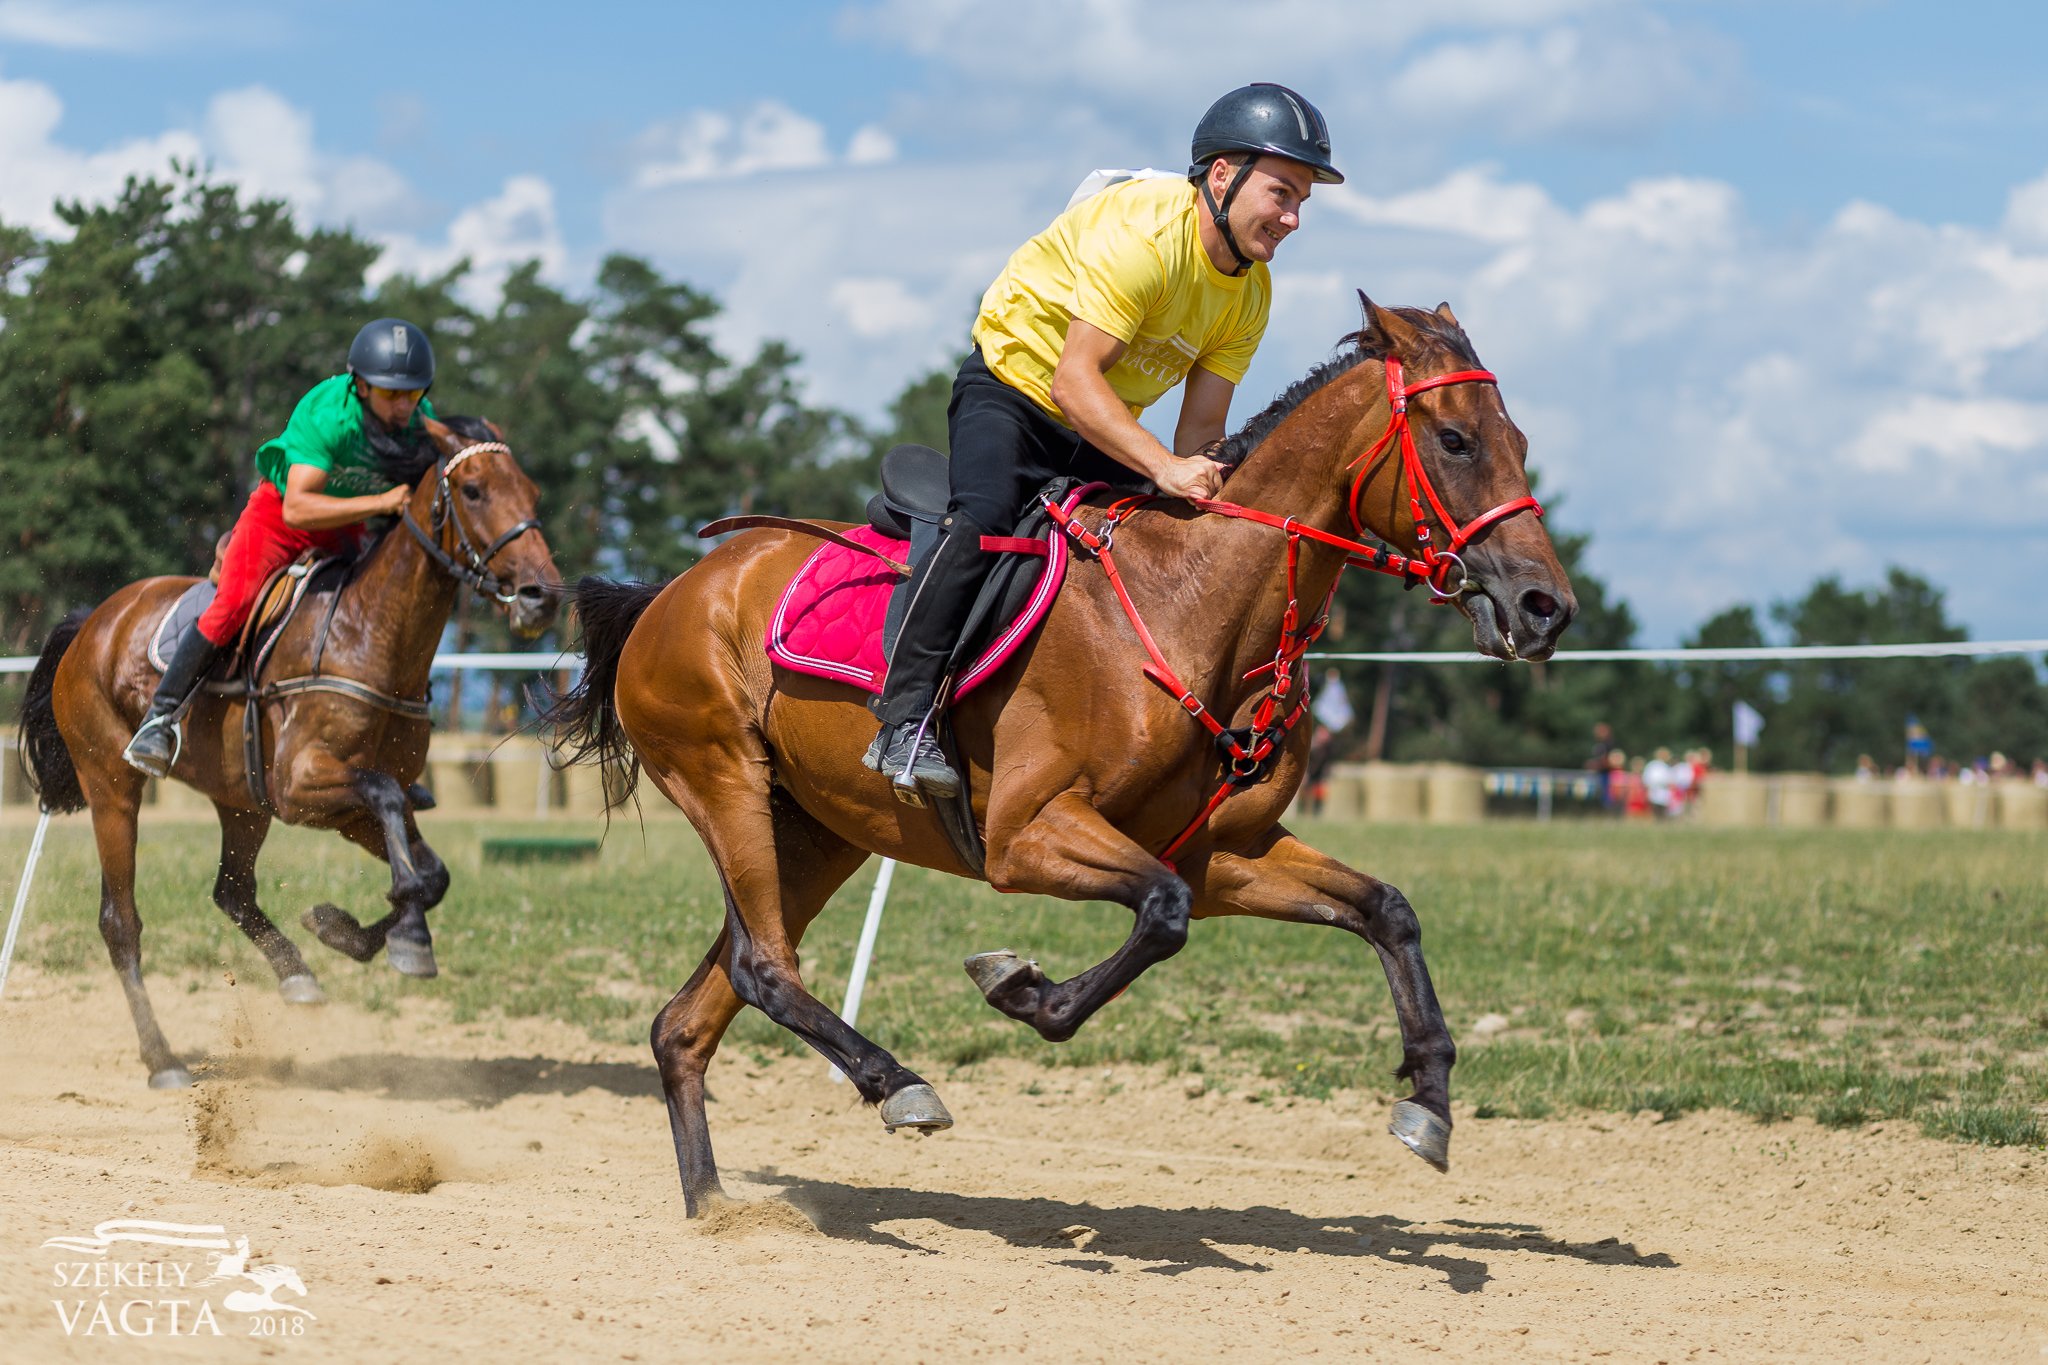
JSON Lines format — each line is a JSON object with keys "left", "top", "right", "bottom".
{"left": 767, "top": 487, "right": 1095, "bottom": 699}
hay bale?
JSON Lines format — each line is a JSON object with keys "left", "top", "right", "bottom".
{"left": 1773, "top": 773, "right": 1830, "bottom": 828}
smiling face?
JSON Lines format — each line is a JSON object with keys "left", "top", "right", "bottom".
{"left": 1201, "top": 154, "right": 1314, "bottom": 268}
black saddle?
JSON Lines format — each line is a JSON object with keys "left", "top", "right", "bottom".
{"left": 865, "top": 443, "right": 951, "bottom": 537}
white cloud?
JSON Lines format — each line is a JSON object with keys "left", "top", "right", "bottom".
{"left": 837, "top": 0, "right": 1726, "bottom": 164}
{"left": 1386, "top": 14, "right": 1734, "bottom": 140}
{"left": 828, "top": 276, "right": 934, "bottom": 338}
{"left": 0, "top": 0, "right": 185, "bottom": 51}
{"left": 0, "top": 73, "right": 563, "bottom": 311}
{"left": 370, "top": 175, "right": 567, "bottom": 303}
{"left": 0, "top": 70, "right": 198, "bottom": 235}
{"left": 846, "top": 124, "right": 898, "bottom": 166}
{"left": 634, "top": 101, "right": 841, "bottom": 188}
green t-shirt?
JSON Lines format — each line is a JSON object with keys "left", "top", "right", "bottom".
{"left": 253, "top": 374, "right": 438, "bottom": 497}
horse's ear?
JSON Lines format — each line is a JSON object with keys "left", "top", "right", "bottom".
{"left": 423, "top": 416, "right": 459, "bottom": 453}
{"left": 1354, "top": 290, "right": 1398, "bottom": 355}
{"left": 1434, "top": 301, "right": 1462, "bottom": 329}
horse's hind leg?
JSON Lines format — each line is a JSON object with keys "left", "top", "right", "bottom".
{"left": 85, "top": 782, "right": 189, "bottom": 1088}
{"left": 656, "top": 723, "right": 944, "bottom": 1122}
{"left": 1191, "top": 829, "right": 1456, "bottom": 1172}
{"left": 210, "top": 803, "right": 323, "bottom": 1005}
{"left": 652, "top": 794, "right": 880, "bottom": 1214}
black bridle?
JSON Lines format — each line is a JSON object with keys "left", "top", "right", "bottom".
{"left": 400, "top": 441, "right": 542, "bottom": 604}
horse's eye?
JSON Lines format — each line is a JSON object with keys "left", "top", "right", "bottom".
{"left": 461, "top": 482, "right": 484, "bottom": 503}
{"left": 1439, "top": 429, "right": 1468, "bottom": 455}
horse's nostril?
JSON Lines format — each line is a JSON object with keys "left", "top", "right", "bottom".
{"left": 1520, "top": 588, "right": 1559, "bottom": 622}
{"left": 516, "top": 585, "right": 548, "bottom": 604}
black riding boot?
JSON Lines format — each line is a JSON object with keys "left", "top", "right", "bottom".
{"left": 122, "top": 625, "right": 223, "bottom": 778}
{"left": 863, "top": 511, "right": 993, "bottom": 799}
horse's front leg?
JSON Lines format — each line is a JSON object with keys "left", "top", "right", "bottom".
{"left": 284, "top": 757, "right": 442, "bottom": 977}
{"left": 971, "top": 791, "right": 1191, "bottom": 1043}
{"left": 1192, "top": 826, "right": 1456, "bottom": 1173}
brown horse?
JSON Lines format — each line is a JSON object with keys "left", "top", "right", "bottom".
{"left": 17, "top": 418, "right": 559, "bottom": 1087}
{"left": 548, "top": 299, "right": 1576, "bottom": 1215}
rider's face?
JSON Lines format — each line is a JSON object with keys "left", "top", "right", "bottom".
{"left": 358, "top": 381, "right": 424, "bottom": 429}
{"left": 1219, "top": 156, "right": 1313, "bottom": 263}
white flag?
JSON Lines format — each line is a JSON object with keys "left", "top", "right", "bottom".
{"left": 1732, "top": 700, "right": 1765, "bottom": 747}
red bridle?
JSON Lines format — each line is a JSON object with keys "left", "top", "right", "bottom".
{"left": 1344, "top": 358, "right": 1543, "bottom": 598}
{"left": 1043, "top": 355, "right": 1545, "bottom": 868}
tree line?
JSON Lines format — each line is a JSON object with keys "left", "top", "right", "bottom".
{"left": 3, "top": 167, "right": 2041, "bottom": 774}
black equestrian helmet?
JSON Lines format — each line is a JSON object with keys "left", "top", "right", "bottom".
{"left": 347, "top": 318, "right": 436, "bottom": 391}
{"left": 1188, "top": 83, "right": 1344, "bottom": 185}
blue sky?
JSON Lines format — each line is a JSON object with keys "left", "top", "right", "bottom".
{"left": 5, "top": 0, "right": 2047, "bottom": 643}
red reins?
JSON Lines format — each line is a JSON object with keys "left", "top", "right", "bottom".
{"left": 1046, "top": 359, "right": 1542, "bottom": 867}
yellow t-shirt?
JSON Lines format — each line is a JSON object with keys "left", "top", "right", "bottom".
{"left": 972, "top": 176, "right": 1270, "bottom": 426}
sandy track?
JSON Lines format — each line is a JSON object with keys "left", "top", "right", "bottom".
{"left": 0, "top": 967, "right": 2041, "bottom": 1362}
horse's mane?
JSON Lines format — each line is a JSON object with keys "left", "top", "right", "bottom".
{"left": 438, "top": 414, "right": 499, "bottom": 447}
{"left": 1209, "top": 305, "right": 1480, "bottom": 468}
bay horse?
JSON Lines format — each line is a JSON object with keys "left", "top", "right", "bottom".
{"left": 17, "top": 419, "right": 559, "bottom": 1087}
{"left": 548, "top": 299, "right": 1576, "bottom": 1214}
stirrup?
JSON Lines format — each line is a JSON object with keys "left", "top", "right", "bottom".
{"left": 889, "top": 710, "right": 959, "bottom": 804}
{"left": 122, "top": 714, "right": 184, "bottom": 778}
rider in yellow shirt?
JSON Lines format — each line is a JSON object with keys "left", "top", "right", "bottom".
{"left": 865, "top": 83, "right": 1344, "bottom": 800}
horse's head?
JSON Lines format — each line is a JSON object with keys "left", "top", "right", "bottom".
{"left": 1344, "top": 296, "right": 1576, "bottom": 660}
{"left": 422, "top": 417, "right": 561, "bottom": 639}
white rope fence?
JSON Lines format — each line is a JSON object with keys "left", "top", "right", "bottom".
{"left": 6, "top": 639, "right": 2046, "bottom": 675}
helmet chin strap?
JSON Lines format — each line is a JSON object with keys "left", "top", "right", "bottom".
{"left": 1199, "top": 158, "right": 1261, "bottom": 275}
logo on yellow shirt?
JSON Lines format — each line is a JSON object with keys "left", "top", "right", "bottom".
{"left": 1114, "top": 334, "right": 1199, "bottom": 389}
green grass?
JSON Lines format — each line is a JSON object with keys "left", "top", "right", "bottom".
{"left": 4, "top": 814, "right": 2044, "bottom": 1145}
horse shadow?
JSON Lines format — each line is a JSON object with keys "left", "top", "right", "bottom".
{"left": 742, "top": 1171, "right": 1677, "bottom": 1292}
{"left": 212, "top": 1051, "right": 662, "bottom": 1106}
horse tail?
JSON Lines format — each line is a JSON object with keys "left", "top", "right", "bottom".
{"left": 543, "top": 576, "right": 665, "bottom": 812}
{"left": 18, "top": 607, "right": 91, "bottom": 814}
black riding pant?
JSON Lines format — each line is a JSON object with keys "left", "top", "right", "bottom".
{"left": 944, "top": 347, "right": 1134, "bottom": 531}
{"left": 873, "top": 348, "right": 1138, "bottom": 725}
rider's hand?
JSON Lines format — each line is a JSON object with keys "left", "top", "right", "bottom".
{"left": 378, "top": 484, "right": 414, "bottom": 516}
{"left": 1153, "top": 456, "right": 1228, "bottom": 502}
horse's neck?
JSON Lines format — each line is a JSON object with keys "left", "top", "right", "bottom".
{"left": 1126, "top": 378, "right": 1380, "bottom": 690}
{"left": 313, "top": 512, "right": 457, "bottom": 694}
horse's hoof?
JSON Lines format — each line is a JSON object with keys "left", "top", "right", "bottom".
{"left": 148, "top": 1066, "right": 195, "bottom": 1090}
{"left": 302, "top": 903, "right": 381, "bottom": 962}
{"left": 386, "top": 937, "right": 439, "bottom": 979}
{"left": 1388, "top": 1099, "right": 1451, "bottom": 1173}
{"left": 880, "top": 1083, "right": 953, "bottom": 1134}
{"left": 964, "top": 950, "right": 1036, "bottom": 999}
{"left": 277, "top": 974, "right": 325, "bottom": 1006}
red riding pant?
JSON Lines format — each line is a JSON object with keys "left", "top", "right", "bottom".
{"left": 196, "top": 482, "right": 360, "bottom": 646}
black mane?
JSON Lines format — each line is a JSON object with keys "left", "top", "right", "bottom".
{"left": 1209, "top": 305, "right": 1481, "bottom": 468}
{"left": 439, "top": 414, "right": 500, "bottom": 446}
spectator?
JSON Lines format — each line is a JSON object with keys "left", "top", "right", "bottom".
{"left": 1643, "top": 747, "right": 1676, "bottom": 816}
{"left": 1302, "top": 724, "right": 1336, "bottom": 815}
{"left": 1312, "top": 667, "right": 1354, "bottom": 735}
{"left": 1668, "top": 748, "right": 1698, "bottom": 815}
{"left": 1854, "top": 754, "right": 1879, "bottom": 782}
{"left": 1586, "top": 721, "right": 1616, "bottom": 805}
{"left": 1624, "top": 756, "right": 1652, "bottom": 819}
{"left": 2032, "top": 758, "right": 2048, "bottom": 787}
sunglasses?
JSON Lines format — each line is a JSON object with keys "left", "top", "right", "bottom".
{"left": 370, "top": 385, "right": 426, "bottom": 401}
